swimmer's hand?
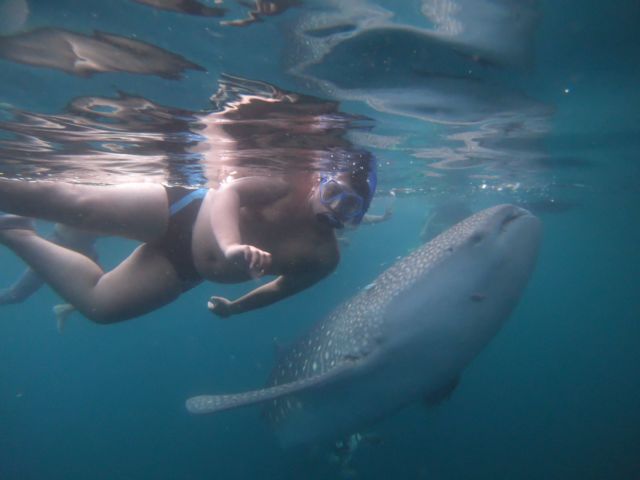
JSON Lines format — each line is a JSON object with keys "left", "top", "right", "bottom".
{"left": 223, "top": 244, "right": 272, "bottom": 277}
{"left": 208, "top": 296, "right": 233, "bottom": 318}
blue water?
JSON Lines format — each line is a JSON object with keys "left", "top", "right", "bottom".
{"left": 1, "top": 0, "right": 639, "bottom": 479}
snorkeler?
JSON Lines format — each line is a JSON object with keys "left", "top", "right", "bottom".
{"left": 0, "top": 165, "right": 375, "bottom": 324}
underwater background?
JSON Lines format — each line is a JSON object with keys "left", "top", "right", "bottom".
{"left": 1, "top": 0, "right": 638, "bottom": 479}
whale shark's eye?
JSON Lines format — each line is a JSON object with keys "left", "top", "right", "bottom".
{"left": 469, "top": 232, "right": 484, "bottom": 245}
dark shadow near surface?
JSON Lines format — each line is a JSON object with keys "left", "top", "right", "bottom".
{"left": 0, "top": 27, "right": 204, "bottom": 79}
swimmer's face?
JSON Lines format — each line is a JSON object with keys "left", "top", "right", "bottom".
{"left": 310, "top": 180, "right": 337, "bottom": 227}
{"left": 312, "top": 174, "right": 364, "bottom": 229}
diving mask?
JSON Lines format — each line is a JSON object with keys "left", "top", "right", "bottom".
{"left": 317, "top": 177, "right": 365, "bottom": 228}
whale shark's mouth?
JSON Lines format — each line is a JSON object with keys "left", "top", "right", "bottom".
{"left": 499, "top": 208, "right": 529, "bottom": 232}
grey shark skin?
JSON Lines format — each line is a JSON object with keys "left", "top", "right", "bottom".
{"left": 187, "top": 204, "right": 542, "bottom": 447}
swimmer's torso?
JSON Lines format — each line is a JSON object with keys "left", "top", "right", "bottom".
{"left": 191, "top": 187, "right": 338, "bottom": 283}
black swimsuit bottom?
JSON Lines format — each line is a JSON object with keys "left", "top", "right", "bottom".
{"left": 152, "top": 186, "right": 208, "bottom": 292}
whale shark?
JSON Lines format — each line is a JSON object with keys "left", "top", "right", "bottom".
{"left": 186, "top": 204, "right": 542, "bottom": 447}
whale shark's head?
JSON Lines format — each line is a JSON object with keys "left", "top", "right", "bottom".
{"left": 382, "top": 204, "right": 542, "bottom": 378}
{"left": 453, "top": 204, "right": 542, "bottom": 270}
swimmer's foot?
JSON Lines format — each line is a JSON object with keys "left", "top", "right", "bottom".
{"left": 53, "top": 303, "right": 76, "bottom": 333}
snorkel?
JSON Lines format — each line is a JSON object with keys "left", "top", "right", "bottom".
{"left": 353, "top": 164, "right": 377, "bottom": 224}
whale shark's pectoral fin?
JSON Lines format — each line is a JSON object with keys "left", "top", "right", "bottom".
{"left": 186, "top": 359, "right": 358, "bottom": 415}
{"left": 423, "top": 376, "right": 460, "bottom": 407}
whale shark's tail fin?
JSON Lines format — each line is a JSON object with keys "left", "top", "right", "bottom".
{"left": 186, "top": 359, "right": 358, "bottom": 415}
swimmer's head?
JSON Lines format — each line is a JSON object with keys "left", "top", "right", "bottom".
{"left": 315, "top": 151, "right": 377, "bottom": 228}
{"left": 316, "top": 176, "right": 363, "bottom": 229}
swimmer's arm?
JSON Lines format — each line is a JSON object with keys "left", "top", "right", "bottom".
{"left": 361, "top": 194, "right": 394, "bottom": 225}
{"left": 209, "top": 266, "right": 335, "bottom": 318}
{"left": 210, "top": 177, "right": 289, "bottom": 257}
{"left": 360, "top": 208, "right": 393, "bottom": 225}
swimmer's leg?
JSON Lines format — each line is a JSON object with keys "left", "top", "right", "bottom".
{"left": 0, "top": 228, "right": 183, "bottom": 323}
{"left": 0, "top": 222, "right": 101, "bottom": 306}
{"left": 0, "top": 179, "right": 169, "bottom": 242}
{"left": 53, "top": 224, "right": 100, "bottom": 260}
{"left": 0, "top": 216, "right": 38, "bottom": 304}
{"left": 0, "top": 268, "right": 43, "bottom": 305}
